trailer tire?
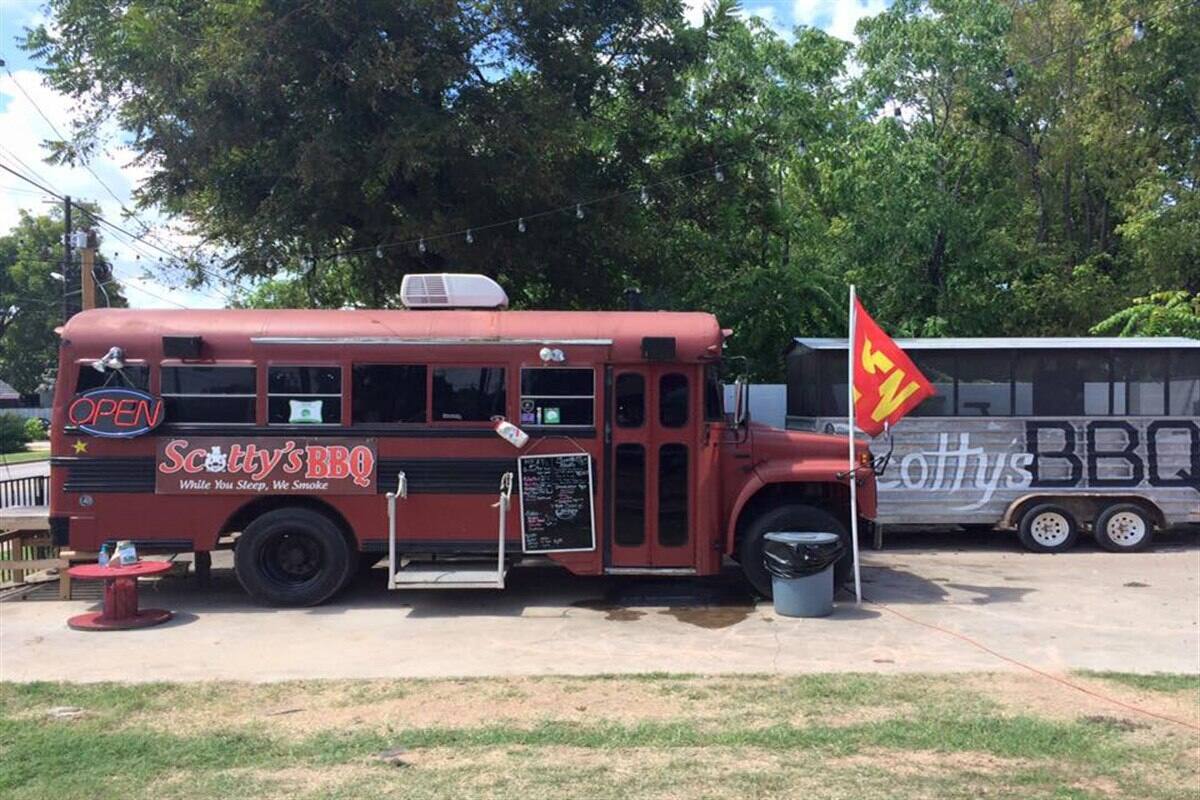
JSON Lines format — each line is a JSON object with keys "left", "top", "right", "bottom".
{"left": 235, "top": 507, "right": 354, "bottom": 606}
{"left": 738, "top": 504, "right": 850, "bottom": 599}
{"left": 1094, "top": 504, "right": 1155, "bottom": 553}
{"left": 1017, "top": 504, "right": 1079, "bottom": 553}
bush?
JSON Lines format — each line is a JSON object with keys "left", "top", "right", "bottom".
{"left": 24, "top": 416, "right": 49, "bottom": 441}
{"left": 0, "top": 413, "right": 32, "bottom": 454}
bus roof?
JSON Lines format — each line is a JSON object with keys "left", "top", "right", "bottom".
{"left": 788, "top": 336, "right": 1200, "bottom": 353}
{"left": 62, "top": 308, "right": 725, "bottom": 362}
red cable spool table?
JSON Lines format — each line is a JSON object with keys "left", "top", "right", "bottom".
{"left": 66, "top": 561, "right": 174, "bottom": 631}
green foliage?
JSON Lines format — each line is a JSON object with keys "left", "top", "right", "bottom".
{"left": 21, "top": 0, "right": 1200, "bottom": 378}
{"left": 0, "top": 210, "right": 126, "bottom": 395}
{"left": 0, "top": 414, "right": 32, "bottom": 454}
{"left": 1091, "top": 291, "right": 1200, "bottom": 338}
{"left": 23, "top": 416, "right": 48, "bottom": 442}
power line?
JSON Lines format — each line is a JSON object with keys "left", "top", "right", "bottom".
{"left": 0, "top": 159, "right": 231, "bottom": 303}
{"left": 5, "top": 67, "right": 129, "bottom": 210}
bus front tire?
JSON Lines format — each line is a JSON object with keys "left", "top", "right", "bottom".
{"left": 1017, "top": 504, "right": 1079, "bottom": 553}
{"left": 1094, "top": 504, "right": 1155, "bottom": 553}
{"left": 738, "top": 504, "right": 850, "bottom": 599}
{"left": 234, "top": 507, "right": 355, "bottom": 606}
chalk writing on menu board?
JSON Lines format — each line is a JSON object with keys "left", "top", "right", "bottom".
{"left": 518, "top": 453, "right": 595, "bottom": 553}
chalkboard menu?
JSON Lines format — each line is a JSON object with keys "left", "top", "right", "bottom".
{"left": 518, "top": 453, "right": 596, "bottom": 553}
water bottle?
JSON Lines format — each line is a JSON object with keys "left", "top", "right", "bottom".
{"left": 97, "top": 545, "right": 110, "bottom": 567}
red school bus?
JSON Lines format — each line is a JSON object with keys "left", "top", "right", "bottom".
{"left": 50, "top": 274, "right": 876, "bottom": 606}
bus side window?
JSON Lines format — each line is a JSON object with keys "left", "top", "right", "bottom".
{"left": 615, "top": 373, "right": 644, "bottom": 427}
{"left": 520, "top": 367, "right": 594, "bottom": 426}
{"left": 161, "top": 365, "right": 257, "bottom": 424}
{"left": 268, "top": 366, "right": 341, "bottom": 424}
{"left": 432, "top": 367, "right": 506, "bottom": 422}
{"left": 1169, "top": 350, "right": 1200, "bottom": 417}
{"left": 957, "top": 351, "right": 1011, "bottom": 416}
{"left": 909, "top": 351, "right": 955, "bottom": 416}
{"left": 1015, "top": 351, "right": 1109, "bottom": 416}
{"left": 659, "top": 373, "right": 688, "bottom": 428}
{"left": 352, "top": 365, "right": 427, "bottom": 423}
{"left": 1113, "top": 352, "right": 1166, "bottom": 416}
{"left": 75, "top": 364, "right": 149, "bottom": 393}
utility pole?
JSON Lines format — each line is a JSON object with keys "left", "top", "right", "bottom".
{"left": 80, "top": 229, "right": 97, "bottom": 311}
{"left": 62, "top": 195, "right": 72, "bottom": 321}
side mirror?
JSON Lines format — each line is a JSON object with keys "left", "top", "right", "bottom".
{"left": 732, "top": 378, "right": 749, "bottom": 426}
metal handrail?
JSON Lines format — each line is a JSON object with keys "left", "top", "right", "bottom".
{"left": 495, "top": 472, "right": 513, "bottom": 589}
{"left": 386, "top": 471, "right": 407, "bottom": 590}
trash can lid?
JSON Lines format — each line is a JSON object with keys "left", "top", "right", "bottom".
{"left": 764, "top": 531, "right": 841, "bottom": 545}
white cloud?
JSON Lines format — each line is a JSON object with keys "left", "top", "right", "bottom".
{"left": 683, "top": 0, "right": 707, "bottom": 27}
{"left": 793, "top": 0, "right": 888, "bottom": 42}
{"left": 827, "top": 0, "right": 888, "bottom": 42}
{"left": 0, "top": 69, "right": 229, "bottom": 309}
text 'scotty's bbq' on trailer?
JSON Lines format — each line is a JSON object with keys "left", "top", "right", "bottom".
{"left": 786, "top": 336, "right": 1200, "bottom": 553}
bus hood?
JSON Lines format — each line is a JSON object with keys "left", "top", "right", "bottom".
{"left": 745, "top": 422, "right": 878, "bottom": 518}
{"left": 748, "top": 421, "right": 855, "bottom": 461}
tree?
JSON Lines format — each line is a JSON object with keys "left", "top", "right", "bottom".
{"left": 24, "top": 0, "right": 708, "bottom": 308}
{"left": 0, "top": 210, "right": 126, "bottom": 394}
{"left": 22, "top": 0, "right": 1200, "bottom": 380}
{"left": 1091, "top": 291, "right": 1200, "bottom": 338}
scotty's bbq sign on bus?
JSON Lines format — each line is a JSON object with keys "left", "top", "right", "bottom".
{"left": 156, "top": 437, "right": 377, "bottom": 495}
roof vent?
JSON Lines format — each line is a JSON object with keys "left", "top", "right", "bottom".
{"left": 400, "top": 273, "right": 509, "bottom": 309}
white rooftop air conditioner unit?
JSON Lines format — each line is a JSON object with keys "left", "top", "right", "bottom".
{"left": 400, "top": 273, "right": 509, "bottom": 309}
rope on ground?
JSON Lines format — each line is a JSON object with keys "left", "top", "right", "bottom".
{"left": 862, "top": 593, "right": 1200, "bottom": 732}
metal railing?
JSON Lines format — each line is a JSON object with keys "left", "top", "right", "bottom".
{"left": 0, "top": 475, "right": 48, "bottom": 509}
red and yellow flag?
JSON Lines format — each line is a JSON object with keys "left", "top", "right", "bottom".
{"left": 852, "top": 298, "right": 935, "bottom": 436}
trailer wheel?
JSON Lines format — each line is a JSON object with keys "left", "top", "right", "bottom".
{"left": 235, "top": 507, "right": 354, "bottom": 606}
{"left": 1094, "top": 504, "right": 1155, "bottom": 553}
{"left": 738, "top": 504, "right": 849, "bottom": 599}
{"left": 1017, "top": 504, "right": 1079, "bottom": 553}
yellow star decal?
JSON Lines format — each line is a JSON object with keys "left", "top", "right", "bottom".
{"left": 72, "top": 440, "right": 88, "bottom": 455}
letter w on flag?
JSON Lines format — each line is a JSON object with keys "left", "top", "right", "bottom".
{"left": 851, "top": 297, "right": 935, "bottom": 437}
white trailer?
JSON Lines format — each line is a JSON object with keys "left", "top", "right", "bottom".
{"left": 786, "top": 336, "right": 1200, "bottom": 552}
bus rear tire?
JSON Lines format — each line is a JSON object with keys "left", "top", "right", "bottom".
{"left": 1017, "top": 504, "right": 1079, "bottom": 553}
{"left": 738, "top": 504, "right": 850, "bottom": 599}
{"left": 1094, "top": 504, "right": 1155, "bottom": 553}
{"left": 234, "top": 507, "right": 355, "bottom": 606}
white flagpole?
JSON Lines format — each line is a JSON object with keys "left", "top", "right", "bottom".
{"left": 847, "top": 285, "right": 862, "bottom": 605}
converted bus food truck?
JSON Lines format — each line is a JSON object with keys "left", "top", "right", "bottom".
{"left": 49, "top": 274, "right": 876, "bottom": 605}
{"left": 786, "top": 337, "right": 1200, "bottom": 552}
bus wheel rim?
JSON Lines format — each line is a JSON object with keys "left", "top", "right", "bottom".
{"left": 1030, "top": 512, "right": 1070, "bottom": 547}
{"left": 1106, "top": 512, "right": 1146, "bottom": 546}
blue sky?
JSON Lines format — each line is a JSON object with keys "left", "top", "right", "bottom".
{"left": 1, "top": 0, "right": 889, "bottom": 309}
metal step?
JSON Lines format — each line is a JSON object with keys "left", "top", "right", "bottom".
{"left": 390, "top": 562, "right": 507, "bottom": 589}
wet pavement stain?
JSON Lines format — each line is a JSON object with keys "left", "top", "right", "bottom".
{"left": 572, "top": 577, "right": 758, "bottom": 629}
{"left": 1123, "top": 581, "right": 1149, "bottom": 588}
{"left": 570, "top": 599, "right": 646, "bottom": 622}
{"left": 659, "top": 605, "right": 755, "bottom": 629}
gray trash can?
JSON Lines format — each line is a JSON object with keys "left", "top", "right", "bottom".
{"left": 763, "top": 531, "right": 844, "bottom": 618}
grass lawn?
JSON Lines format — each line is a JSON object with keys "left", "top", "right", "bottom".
{"left": 1, "top": 673, "right": 1196, "bottom": 799}
{"left": 0, "top": 449, "right": 50, "bottom": 465}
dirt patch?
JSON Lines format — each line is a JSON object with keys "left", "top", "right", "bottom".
{"left": 962, "top": 672, "right": 1200, "bottom": 730}
{"left": 128, "top": 677, "right": 711, "bottom": 736}
{"left": 832, "top": 748, "right": 1037, "bottom": 777}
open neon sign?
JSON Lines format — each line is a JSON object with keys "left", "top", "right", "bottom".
{"left": 68, "top": 387, "right": 165, "bottom": 438}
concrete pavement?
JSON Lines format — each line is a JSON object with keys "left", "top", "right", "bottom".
{"left": 1, "top": 529, "right": 1197, "bottom": 682}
